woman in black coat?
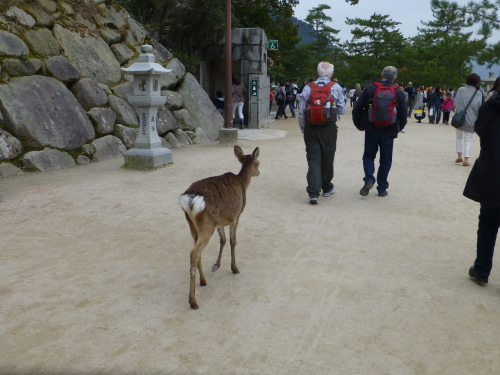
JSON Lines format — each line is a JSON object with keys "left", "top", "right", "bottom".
{"left": 463, "top": 86, "right": 500, "bottom": 285}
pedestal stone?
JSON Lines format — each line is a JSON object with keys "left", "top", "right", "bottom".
{"left": 219, "top": 128, "right": 238, "bottom": 145}
{"left": 124, "top": 148, "right": 172, "bottom": 169}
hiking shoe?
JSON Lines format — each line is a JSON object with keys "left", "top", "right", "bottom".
{"left": 469, "top": 266, "right": 488, "bottom": 285}
{"left": 322, "top": 186, "right": 336, "bottom": 197}
{"left": 378, "top": 190, "right": 388, "bottom": 197}
{"left": 309, "top": 197, "right": 319, "bottom": 205}
{"left": 359, "top": 182, "right": 374, "bottom": 196}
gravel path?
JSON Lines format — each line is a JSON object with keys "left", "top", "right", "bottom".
{"left": 1, "top": 108, "right": 499, "bottom": 374}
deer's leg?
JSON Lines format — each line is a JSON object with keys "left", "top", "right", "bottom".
{"left": 198, "top": 256, "right": 206, "bottom": 286}
{"left": 185, "top": 213, "right": 198, "bottom": 243}
{"left": 212, "top": 227, "right": 226, "bottom": 272}
{"left": 189, "top": 237, "right": 210, "bottom": 309}
{"left": 229, "top": 218, "right": 240, "bottom": 274}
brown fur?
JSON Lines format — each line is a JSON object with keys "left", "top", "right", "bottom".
{"left": 179, "top": 146, "right": 260, "bottom": 309}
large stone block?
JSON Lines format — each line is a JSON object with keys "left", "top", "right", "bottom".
{"left": 161, "top": 90, "right": 182, "bottom": 111}
{"left": 161, "top": 58, "right": 186, "bottom": 89}
{"left": 108, "top": 95, "right": 138, "bottom": 127}
{"left": 164, "top": 132, "right": 182, "bottom": 148}
{"left": 38, "top": 0, "right": 57, "bottom": 14}
{"left": 96, "top": 6, "right": 129, "bottom": 29}
{"left": 174, "top": 129, "right": 193, "bottom": 146}
{"left": 157, "top": 106, "right": 180, "bottom": 135}
{"left": 25, "top": 6, "right": 54, "bottom": 27}
{"left": 45, "top": 56, "right": 80, "bottom": 84}
{"left": 53, "top": 25, "right": 122, "bottom": 85}
{"left": 91, "top": 135, "right": 126, "bottom": 162}
{"left": 111, "top": 43, "right": 134, "bottom": 65}
{"left": 6, "top": 6, "right": 36, "bottom": 27}
{"left": 2, "top": 58, "right": 42, "bottom": 76}
{"left": 87, "top": 107, "right": 116, "bottom": 135}
{"left": 24, "top": 29, "right": 60, "bottom": 56}
{"left": 192, "top": 127, "right": 211, "bottom": 144}
{"left": 0, "top": 31, "right": 29, "bottom": 56}
{"left": 0, "top": 76, "right": 95, "bottom": 150}
{"left": 152, "top": 39, "right": 173, "bottom": 64}
{"left": 112, "top": 82, "right": 134, "bottom": 101}
{"left": 114, "top": 124, "right": 138, "bottom": 149}
{"left": 0, "top": 162, "right": 24, "bottom": 178}
{"left": 172, "top": 109, "right": 194, "bottom": 131}
{"left": 0, "top": 129, "right": 22, "bottom": 161}
{"left": 73, "top": 78, "right": 108, "bottom": 110}
{"left": 124, "top": 19, "right": 147, "bottom": 45}
{"left": 22, "top": 148, "right": 76, "bottom": 171}
{"left": 177, "top": 73, "right": 224, "bottom": 142}
{"left": 100, "top": 28, "right": 121, "bottom": 45}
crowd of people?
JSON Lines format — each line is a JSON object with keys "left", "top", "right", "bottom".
{"left": 212, "top": 62, "right": 500, "bottom": 291}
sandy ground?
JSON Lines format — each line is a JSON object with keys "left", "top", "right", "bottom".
{"left": 1, "top": 107, "right": 500, "bottom": 375}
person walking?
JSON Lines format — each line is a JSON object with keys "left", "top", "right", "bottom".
{"left": 463, "top": 85, "right": 500, "bottom": 286}
{"left": 213, "top": 90, "right": 225, "bottom": 116}
{"left": 454, "top": 73, "right": 483, "bottom": 166}
{"left": 414, "top": 86, "right": 425, "bottom": 123}
{"left": 298, "top": 61, "right": 346, "bottom": 204}
{"left": 274, "top": 81, "right": 287, "bottom": 120}
{"left": 429, "top": 86, "right": 444, "bottom": 124}
{"left": 285, "top": 80, "right": 296, "bottom": 118}
{"left": 441, "top": 92, "right": 454, "bottom": 124}
{"left": 232, "top": 78, "right": 246, "bottom": 129}
{"left": 269, "top": 87, "right": 275, "bottom": 114}
{"left": 404, "top": 82, "right": 416, "bottom": 117}
{"left": 352, "top": 66, "right": 408, "bottom": 197}
{"left": 348, "top": 86, "right": 356, "bottom": 107}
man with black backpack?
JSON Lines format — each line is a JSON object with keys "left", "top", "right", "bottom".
{"left": 352, "top": 66, "right": 407, "bottom": 198}
{"left": 285, "top": 80, "right": 296, "bottom": 118}
{"left": 298, "top": 62, "right": 346, "bottom": 204}
{"left": 405, "top": 82, "right": 417, "bottom": 118}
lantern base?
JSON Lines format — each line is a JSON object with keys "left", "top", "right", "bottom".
{"left": 124, "top": 147, "right": 173, "bottom": 169}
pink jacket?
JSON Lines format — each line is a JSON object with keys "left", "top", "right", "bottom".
{"left": 442, "top": 98, "right": 455, "bottom": 111}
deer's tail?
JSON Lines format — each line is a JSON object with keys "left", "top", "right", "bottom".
{"left": 179, "top": 194, "right": 206, "bottom": 216}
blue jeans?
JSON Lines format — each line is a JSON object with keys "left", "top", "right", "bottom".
{"left": 430, "top": 104, "right": 441, "bottom": 123}
{"left": 362, "top": 131, "right": 394, "bottom": 192}
{"left": 474, "top": 203, "right": 500, "bottom": 277}
{"left": 287, "top": 101, "right": 295, "bottom": 116}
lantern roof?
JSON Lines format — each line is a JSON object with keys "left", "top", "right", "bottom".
{"left": 482, "top": 72, "right": 496, "bottom": 83}
{"left": 121, "top": 45, "right": 172, "bottom": 75}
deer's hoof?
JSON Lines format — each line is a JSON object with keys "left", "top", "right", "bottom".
{"left": 211, "top": 264, "right": 219, "bottom": 272}
{"left": 190, "top": 301, "right": 199, "bottom": 309}
{"left": 200, "top": 280, "right": 207, "bottom": 286}
{"left": 232, "top": 268, "right": 240, "bottom": 274}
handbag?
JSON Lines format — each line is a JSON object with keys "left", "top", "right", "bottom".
{"left": 451, "top": 90, "right": 478, "bottom": 129}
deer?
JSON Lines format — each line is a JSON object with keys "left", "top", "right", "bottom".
{"left": 178, "top": 145, "right": 260, "bottom": 309}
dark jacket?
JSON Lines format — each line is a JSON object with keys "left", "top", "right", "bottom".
{"left": 405, "top": 86, "right": 415, "bottom": 99}
{"left": 463, "top": 93, "right": 500, "bottom": 206}
{"left": 352, "top": 81, "right": 408, "bottom": 138}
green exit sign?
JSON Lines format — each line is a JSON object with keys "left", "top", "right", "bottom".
{"left": 251, "top": 79, "right": 258, "bottom": 96}
{"left": 268, "top": 40, "right": 278, "bottom": 50}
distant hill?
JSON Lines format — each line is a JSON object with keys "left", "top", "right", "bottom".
{"left": 291, "top": 16, "right": 316, "bottom": 45}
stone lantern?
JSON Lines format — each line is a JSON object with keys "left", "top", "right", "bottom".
{"left": 121, "top": 45, "right": 172, "bottom": 169}
{"left": 482, "top": 72, "right": 496, "bottom": 97}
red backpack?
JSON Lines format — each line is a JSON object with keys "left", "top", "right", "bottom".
{"left": 369, "top": 82, "right": 398, "bottom": 127}
{"left": 305, "top": 81, "right": 337, "bottom": 125}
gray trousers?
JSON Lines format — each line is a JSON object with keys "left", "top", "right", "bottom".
{"left": 303, "top": 123, "right": 338, "bottom": 198}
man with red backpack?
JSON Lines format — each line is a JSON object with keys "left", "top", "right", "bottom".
{"left": 352, "top": 66, "right": 408, "bottom": 197}
{"left": 298, "top": 62, "right": 346, "bottom": 204}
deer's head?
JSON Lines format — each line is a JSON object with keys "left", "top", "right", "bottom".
{"left": 234, "top": 145, "right": 260, "bottom": 177}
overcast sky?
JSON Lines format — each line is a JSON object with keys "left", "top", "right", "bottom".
{"left": 293, "top": 0, "right": 500, "bottom": 76}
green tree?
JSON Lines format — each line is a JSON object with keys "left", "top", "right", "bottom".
{"left": 343, "top": 13, "right": 408, "bottom": 83}
{"left": 305, "top": 4, "right": 340, "bottom": 51}
{"left": 411, "top": 0, "right": 486, "bottom": 87}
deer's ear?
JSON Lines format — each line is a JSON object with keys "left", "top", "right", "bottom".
{"left": 252, "top": 147, "right": 260, "bottom": 161}
{"left": 234, "top": 145, "right": 245, "bottom": 163}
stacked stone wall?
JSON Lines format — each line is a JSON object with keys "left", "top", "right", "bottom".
{"left": 0, "top": 0, "right": 223, "bottom": 177}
